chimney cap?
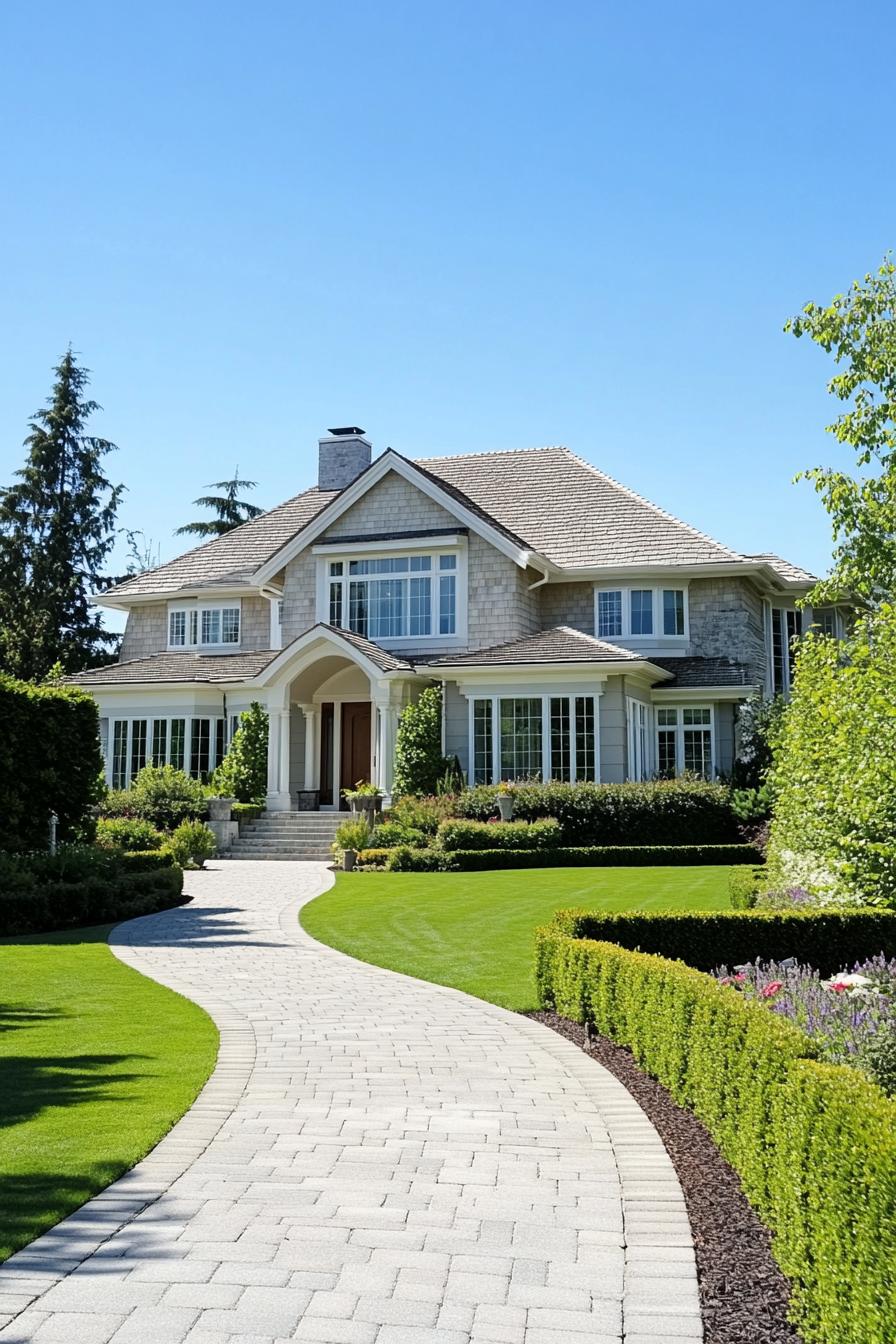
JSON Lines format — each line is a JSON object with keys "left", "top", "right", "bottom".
{"left": 327, "top": 426, "right": 366, "bottom": 437}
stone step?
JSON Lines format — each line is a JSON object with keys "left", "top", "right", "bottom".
{"left": 220, "top": 850, "right": 335, "bottom": 862}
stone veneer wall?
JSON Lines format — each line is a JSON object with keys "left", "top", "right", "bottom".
{"left": 119, "top": 595, "right": 274, "bottom": 661}
{"left": 687, "top": 578, "right": 766, "bottom": 683}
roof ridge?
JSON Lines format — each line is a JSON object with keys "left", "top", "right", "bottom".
{"left": 414, "top": 445, "right": 564, "bottom": 464}
{"left": 560, "top": 448, "right": 743, "bottom": 562}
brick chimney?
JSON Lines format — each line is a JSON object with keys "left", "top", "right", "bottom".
{"left": 318, "top": 427, "right": 372, "bottom": 491}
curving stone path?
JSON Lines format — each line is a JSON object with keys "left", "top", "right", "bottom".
{"left": 0, "top": 862, "right": 702, "bottom": 1344}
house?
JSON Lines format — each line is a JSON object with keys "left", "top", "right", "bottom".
{"left": 70, "top": 428, "right": 831, "bottom": 808}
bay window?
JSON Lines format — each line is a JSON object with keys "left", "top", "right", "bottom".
{"left": 106, "top": 715, "right": 233, "bottom": 787}
{"left": 168, "top": 602, "right": 241, "bottom": 649}
{"left": 470, "top": 694, "right": 598, "bottom": 784}
{"left": 656, "top": 705, "right": 714, "bottom": 778}
{"left": 326, "top": 550, "right": 459, "bottom": 640}
{"left": 595, "top": 585, "right": 687, "bottom": 641}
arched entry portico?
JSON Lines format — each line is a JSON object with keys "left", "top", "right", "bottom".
{"left": 254, "top": 625, "right": 427, "bottom": 811}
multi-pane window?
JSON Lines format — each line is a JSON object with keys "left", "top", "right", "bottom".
{"left": 654, "top": 705, "right": 714, "bottom": 779}
{"left": 771, "top": 608, "right": 800, "bottom": 693}
{"left": 473, "top": 699, "right": 493, "bottom": 785}
{"left": 471, "top": 695, "right": 598, "bottom": 784}
{"left": 107, "top": 716, "right": 228, "bottom": 787}
{"left": 815, "top": 608, "right": 839, "bottom": 638}
{"left": 630, "top": 590, "right": 653, "bottom": 635}
{"left": 168, "top": 604, "right": 240, "bottom": 648}
{"left": 130, "top": 719, "right": 148, "bottom": 779}
{"left": 597, "top": 590, "right": 623, "bottom": 639}
{"left": 327, "top": 552, "right": 458, "bottom": 639}
{"left": 627, "top": 699, "right": 650, "bottom": 780}
{"left": 596, "top": 587, "right": 687, "bottom": 641}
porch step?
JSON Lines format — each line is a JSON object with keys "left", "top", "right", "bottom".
{"left": 219, "top": 809, "right": 355, "bottom": 861}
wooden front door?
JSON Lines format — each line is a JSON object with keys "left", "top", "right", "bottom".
{"left": 340, "top": 702, "right": 371, "bottom": 802}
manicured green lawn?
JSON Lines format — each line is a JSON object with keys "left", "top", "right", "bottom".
{"left": 301, "top": 866, "right": 733, "bottom": 1011}
{"left": 0, "top": 925, "right": 217, "bottom": 1262}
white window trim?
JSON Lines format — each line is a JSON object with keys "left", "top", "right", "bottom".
{"left": 107, "top": 714, "right": 232, "bottom": 788}
{"left": 167, "top": 599, "right": 242, "bottom": 652}
{"left": 594, "top": 584, "right": 689, "bottom": 643}
{"left": 467, "top": 692, "right": 600, "bottom": 785}
{"left": 654, "top": 704, "right": 716, "bottom": 778}
{"left": 769, "top": 606, "right": 801, "bottom": 696}
{"left": 625, "top": 697, "right": 652, "bottom": 780}
{"left": 269, "top": 597, "right": 283, "bottom": 650}
{"left": 316, "top": 545, "right": 468, "bottom": 645}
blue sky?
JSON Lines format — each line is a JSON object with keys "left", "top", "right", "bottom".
{"left": 1, "top": 0, "right": 892, "bottom": 630}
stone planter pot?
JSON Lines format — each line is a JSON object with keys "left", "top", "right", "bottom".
{"left": 343, "top": 848, "right": 357, "bottom": 872}
{"left": 350, "top": 796, "right": 383, "bottom": 818}
{"left": 497, "top": 794, "right": 514, "bottom": 822}
{"left": 207, "top": 797, "right": 235, "bottom": 822}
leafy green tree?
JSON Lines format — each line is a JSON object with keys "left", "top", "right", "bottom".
{"left": 392, "top": 685, "right": 452, "bottom": 797}
{"left": 0, "top": 350, "right": 123, "bottom": 680}
{"left": 175, "top": 468, "right": 263, "bottom": 538}
{"left": 786, "top": 256, "right": 896, "bottom": 606}
{"left": 211, "top": 703, "right": 269, "bottom": 802}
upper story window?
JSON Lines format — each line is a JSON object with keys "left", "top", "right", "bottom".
{"left": 595, "top": 585, "right": 688, "bottom": 641}
{"left": 770, "top": 607, "right": 800, "bottom": 693}
{"left": 168, "top": 601, "right": 241, "bottom": 650}
{"left": 325, "top": 551, "right": 458, "bottom": 641}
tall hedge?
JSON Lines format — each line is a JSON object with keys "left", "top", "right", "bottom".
{"left": 768, "top": 606, "right": 896, "bottom": 907}
{"left": 457, "top": 778, "right": 739, "bottom": 845}
{"left": 0, "top": 674, "right": 103, "bottom": 852}
{"left": 536, "top": 921, "right": 896, "bottom": 1343}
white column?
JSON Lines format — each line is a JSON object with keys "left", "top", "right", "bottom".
{"left": 265, "top": 695, "right": 292, "bottom": 811}
{"left": 300, "top": 704, "right": 316, "bottom": 791}
{"left": 374, "top": 694, "right": 401, "bottom": 800}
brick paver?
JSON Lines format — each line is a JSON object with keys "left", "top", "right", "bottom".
{"left": 0, "top": 862, "right": 702, "bottom": 1343}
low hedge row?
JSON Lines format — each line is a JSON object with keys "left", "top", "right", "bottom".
{"left": 386, "top": 844, "right": 759, "bottom": 873}
{"left": 457, "top": 778, "right": 739, "bottom": 845}
{"left": 551, "top": 907, "right": 896, "bottom": 975}
{"left": 436, "top": 818, "right": 561, "bottom": 852}
{"left": 0, "top": 848, "right": 185, "bottom": 936}
{"left": 535, "top": 923, "right": 896, "bottom": 1344}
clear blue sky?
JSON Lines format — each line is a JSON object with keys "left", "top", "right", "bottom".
{"left": 1, "top": 0, "right": 892, "bottom": 632}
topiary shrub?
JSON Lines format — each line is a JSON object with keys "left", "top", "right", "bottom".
{"left": 437, "top": 818, "right": 562, "bottom": 852}
{"left": 392, "top": 685, "right": 453, "bottom": 797}
{"left": 166, "top": 820, "right": 216, "bottom": 870}
{"left": 371, "top": 820, "right": 427, "bottom": 849}
{"left": 210, "top": 702, "right": 268, "bottom": 803}
{"left": 0, "top": 674, "right": 103, "bottom": 851}
{"left": 95, "top": 817, "right": 164, "bottom": 852}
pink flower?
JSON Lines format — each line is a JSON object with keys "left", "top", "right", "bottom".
{"left": 828, "top": 980, "right": 849, "bottom": 994}
{"left": 719, "top": 976, "right": 732, "bottom": 987}
{"left": 761, "top": 981, "right": 784, "bottom": 998}
{"left": 734, "top": 972, "right": 747, "bottom": 983}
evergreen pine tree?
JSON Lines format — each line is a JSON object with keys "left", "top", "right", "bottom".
{"left": 0, "top": 350, "right": 123, "bottom": 679}
{"left": 175, "top": 468, "right": 263, "bottom": 537}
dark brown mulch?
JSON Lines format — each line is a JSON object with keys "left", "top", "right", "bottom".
{"left": 527, "top": 1010, "right": 802, "bottom": 1344}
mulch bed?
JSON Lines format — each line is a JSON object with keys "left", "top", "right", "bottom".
{"left": 527, "top": 1010, "right": 802, "bottom": 1344}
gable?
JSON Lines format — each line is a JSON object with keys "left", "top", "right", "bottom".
{"left": 321, "top": 470, "right": 459, "bottom": 541}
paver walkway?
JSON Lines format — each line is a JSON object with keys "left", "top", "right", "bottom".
{"left": 0, "top": 862, "right": 702, "bottom": 1344}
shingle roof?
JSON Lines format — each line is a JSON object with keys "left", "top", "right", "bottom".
{"left": 103, "top": 486, "right": 339, "bottom": 598}
{"left": 650, "top": 656, "right": 754, "bottom": 688}
{"left": 425, "top": 626, "right": 645, "bottom": 668}
{"left": 418, "top": 447, "right": 743, "bottom": 569}
{"left": 314, "top": 624, "right": 414, "bottom": 673}
{"left": 743, "top": 553, "right": 817, "bottom": 585}
{"left": 67, "top": 650, "right": 279, "bottom": 686}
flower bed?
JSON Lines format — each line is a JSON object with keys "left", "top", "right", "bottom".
{"left": 717, "top": 957, "right": 896, "bottom": 1095}
{"left": 535, "top": 914, "right": 896, "bottom": 1343}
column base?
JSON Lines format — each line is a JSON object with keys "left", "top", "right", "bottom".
{"left": 265, "top": 790, "right": 292, "bottom": 813}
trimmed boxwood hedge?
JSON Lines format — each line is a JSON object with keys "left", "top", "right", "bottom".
{"left": 551, "top": 907, "right": 896, "bottom": 975}
{"left": 457, "top": 778, "right": 739, "bottom": 845}
{"left": 436, "top": 818, "right": 561, "bottom": 852}
{"left": 535, "top": 921, "right": 896, "bottom": 1344}
{"left": 385, "top": 844, "right": 759, "bottom": 873}
{"left": 0, "top": 848, "right": 185, "bottom": 936}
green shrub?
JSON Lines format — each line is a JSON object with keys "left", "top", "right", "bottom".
{"left": 0, "top": 674, "right": 103, "bottom": 852}
{"left": 387, "top": 794, "right": 456, "bottom": 836}
{"left": 356, "top": 848, "right": 392, "bottom": 869}
{"left": 231, "top": 802, "right": 264, "bottom": 826}
{"left": 386, "top": 846, "right": 450, "bottom": 872}
{"left": 334, "top": 818, "right": 373, "bottom": 852}
{"left": 549, "top": 907, "right": 896, "bottom": 975}
{"left": 535, "top": 922, "right": 896, "bottom": 1343}
{"left": 436, "top": 818, "right": 561, "bottom": 852}
{"left": 104, "top": 765, "right": 208, "bottom": 832}
{"left": 210, "top": 702, "right": 268, "bottom": 803}
{"left": 729, "top": 865, "right": 763, "bottom": 909}
{"left": 95, "top": 817, "right": 164, "bottom": 852}
{"left": 730, "top": 783, "right": 775, "bottom": 823}
{"left": 371, "top": 820, "right": 427, "bottom": 849}
{"left": 392, "top": 685, "right": 453, "bottom": 797}
{"left": 456, "top": 778, "right": 739, "bottom": 845}
{"left": 166, "top": 820, "right": 216, "bottom": 870}
{"left": 0, "top": 846, "right": 184, "bottom": 936}
{"left": 769, "top": 608, "right": 896, "bottom": 906}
